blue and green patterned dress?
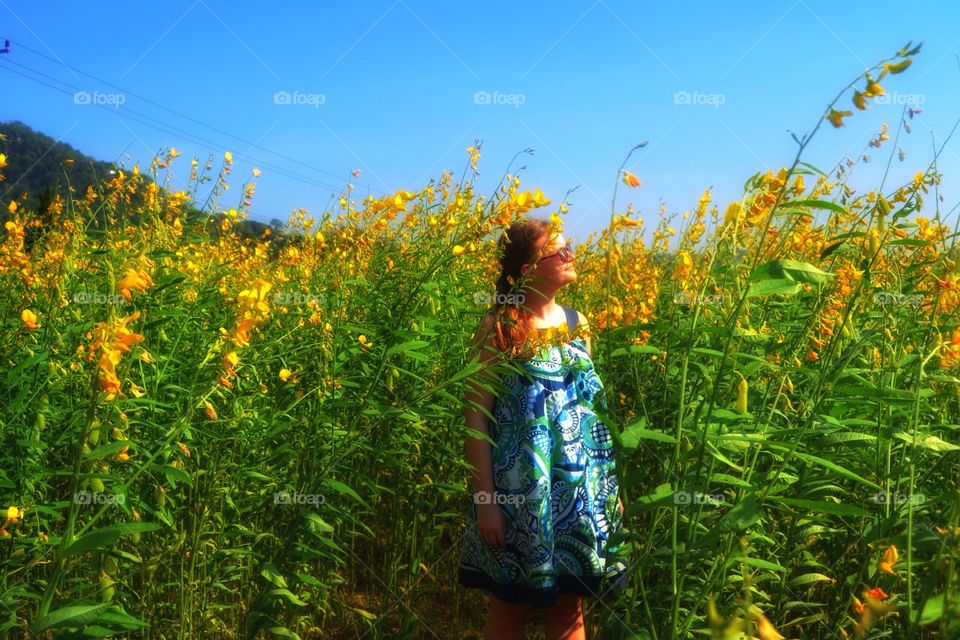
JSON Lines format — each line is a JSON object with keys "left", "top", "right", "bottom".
{"left": 458, "top": 308, "right": 623, "bottom": 608}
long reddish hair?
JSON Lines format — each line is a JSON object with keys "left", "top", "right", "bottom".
{"left": 489, "top": 218, "right": 551, "bottom": 354}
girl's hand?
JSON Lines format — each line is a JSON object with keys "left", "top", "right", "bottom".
{"left": 476, "top": 503, "right": 506, "bottom": 548}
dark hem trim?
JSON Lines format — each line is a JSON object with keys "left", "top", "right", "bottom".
{"left": 458, "top": 567, "right": 603, "bottom": 609}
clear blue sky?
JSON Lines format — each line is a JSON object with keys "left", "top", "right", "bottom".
{"left": 2, "top": 1, "right": 959, "bottom": 243}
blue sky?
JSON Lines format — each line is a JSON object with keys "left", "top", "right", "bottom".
{"left": 2, "top": 1, "right": 959, "bottom": 244}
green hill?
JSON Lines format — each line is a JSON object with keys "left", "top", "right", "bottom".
{"left": 0, "top": 121, "right": 286, "bottom": 250}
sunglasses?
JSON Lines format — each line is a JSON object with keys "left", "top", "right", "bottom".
{"left": 537, "top": 241, "right": 575, "bottom": 264}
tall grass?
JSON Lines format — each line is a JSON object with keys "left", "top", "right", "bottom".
{"left": 0, "top": 41, "right": 958, "bottom": 639}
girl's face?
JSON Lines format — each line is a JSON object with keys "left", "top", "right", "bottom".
{"left": 522, "top": 232, "right": 577, "bottom": 287}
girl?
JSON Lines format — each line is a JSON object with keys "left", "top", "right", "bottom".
{"left": 458, "top": 218, "right": 625, "bottom": 640}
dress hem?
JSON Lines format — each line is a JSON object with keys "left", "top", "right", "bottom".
{"left": 458, "top": 566, "right": 604, "bottom": 609}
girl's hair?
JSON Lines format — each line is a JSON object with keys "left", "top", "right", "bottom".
{"left": 489, "top": 217, "right": 551, "bottom": 353}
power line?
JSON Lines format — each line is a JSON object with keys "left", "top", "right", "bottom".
{"left": 0, "top": 57, "right": 366, "bottom": 196}
{"left": 7, "top": 38, "right": 385, "bottom": 194}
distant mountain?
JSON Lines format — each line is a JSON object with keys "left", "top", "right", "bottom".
{"left": 0, "top": 120, "right": 116, "bottom": 215}
{"left": 0, "top": 121, "right": 288, "bottom": 251}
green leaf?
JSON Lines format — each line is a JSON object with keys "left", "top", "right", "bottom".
{"left": 83, "top": 440, "right": 134, "bottom": 461}
{"left": 780, "top": 199, "right": 848, "bottom": 215}
{"left": 610, "top": 345, "right": 662, "bottom": 358}
{"left": 794, "top": 452, "right": 881, "bottom": 490}
{"left": 384, "top": 340, "right": 430, "bottom": 358}
{"left": 768, "top": 497, "right": 871, "bottom": 517}
{"left": 739, "top": 556, "right": 788, "bottom": 573}
{"left": 694, "top": 494, "right": 761, "bottom": 548}
{"left": 746, "top": 279, "right": 802, "bottom": 299}
{"left": 62, "top": 523, "right": 162, "bottom": 557}
{"left": 62, "top": 529, "right": 121, "bottom": 557}
{"left": 777, "top": 259, "right": 836, "bottom": 284}
{"left": 620, "top": 420, "right": 677, "bottom": 449}
{"left": 261, "top": 563, "right": 288, "bottom": 588}
{"left": 322, "top": 478, "right": 366, "bottom": 506}
{"left": 625, "top": 483, "right": 675, "bottom": 515}
{"left": 790, "top": 573, "right": 836, "bottom": 587}
{"left": 268, "top": 627, "right": 302, "bottom": 639}
{"left": 267, "top": 588, "right": 307, "bottom": 606}
{"left": 892, "top": 432, "right": 960, "bottom": 451}
{"left": 915, "top": 591, "right": 960, "bottom": 626}
{"left": 31, "top": 604, "right": 111, "bottom": 632}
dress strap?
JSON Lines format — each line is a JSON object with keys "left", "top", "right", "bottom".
{"left": 561, "top": 306, "right": 579, "bottom": 333}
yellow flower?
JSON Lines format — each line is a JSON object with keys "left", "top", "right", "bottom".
{"left": 279, "top": 368, "right": 292, "bottom": 381}
{"left": 828, "top": 108, "right": 854, "bottom": 128}
{"left": 877, "top": 544, "right": 898, "bottom": 575}
{"left": 8, "top": 201, "right": 17, "bottom": 213}
{"left": 117, "top": 268, "right": 154, "bottom": 301}
{"left": 864, "top": 81, "right": 885, "bottom": 98}
{"left": 735, "top": 376, "right": 749, "bottom": 414}
{"left": 252, "top": 167, "right": 261, "bottom": 177}
{"left": 21, "top": 309, "right": 39, "bottom": 331}
{"left": 358, "top": 335, "right": 371, "bottom": 348}
{"left": 852, "top": 90, "right": 868, "bottom": 110}
{"left": 452, "top": 245, "right": 466, "bottom": 256}
{"left": 236, "top": 279, "right": 272, "bottom": 316}
{"left": 724, "top": 201, "right": 743, "bottom": 224}
{"left": 203, "top": 401, "right": 218, "bottom": 421}
{"left": 224, "top": 151, "right": 233, "bottom": 163}
{"left": 5, "top": 506, "right": 22, "bottom": 523}
{"left": 755, "top": 612, "right": 784, "bottom": 640}
{"left": 621, "top": 170, "right": 642, "bottom": 188}
{"left": 0, "top": 153, "right": 6, "bottom": 168}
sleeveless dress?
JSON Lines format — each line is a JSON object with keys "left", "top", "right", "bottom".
{"left": 458, "top": 306, "right": 624, "bottom": 609}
